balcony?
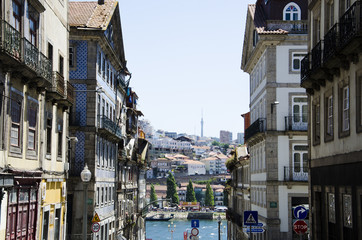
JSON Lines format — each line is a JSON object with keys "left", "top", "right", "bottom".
{"left": 97, "top": 115, "right": 122, "bottom": 140}
{"left": 266, "top": 20, "right": 308, "bottom": 34}
{"left": 0, "top": 20, "right": 52, "bottom": 86}
{"left": 301, "top": 1, "right": 362, "bottom": 90}
{"left": 285, "top": 116, "right": 308, "bottom": 131}
{"left": 284, "top": 166, "right": 308, "bottom": 182}
{"left": 244, "top": 118, "right": 266, "bottom": 142}
{"left": 47, "top": 71, "right": 65, "bottom": 98}
{"left": 65, "top": 81, "right": 75, "bottom": 105}
{"left": 226, "top": 209, "right": 243, "bottom": 227}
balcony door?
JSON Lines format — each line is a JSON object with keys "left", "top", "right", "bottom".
{"left": 292, "top": 145, "right": 308, "bottom": 181}
{"left": 292, "top": 96, "right": 308, "bottom": 130}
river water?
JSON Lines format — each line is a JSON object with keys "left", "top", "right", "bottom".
{"left": 146, "top": 219, "right": 228, "bottom": 240}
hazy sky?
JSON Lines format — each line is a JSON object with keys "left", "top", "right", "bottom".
{"left": 118, "top": 0, "right": 255, "bottom": 139}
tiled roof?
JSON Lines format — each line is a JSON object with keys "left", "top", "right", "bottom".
{"left": 69, "top": 0, "right": 117, "bottom": 29}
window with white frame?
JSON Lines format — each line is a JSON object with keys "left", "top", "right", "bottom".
{"left": 326, "top": 94, "right": 334, "bottom": 137}
{"left": 293, "top": 145, "right": 308, "bottom": 174}
{"left": 27, "top": 97, "right": 38, "bottom": 151}
{"left": 10, "top": 89, "right": 23, "bottom": 149}
{"left": 283, "top": 3, "right": 301, "bottom": 21}
{"left": 342, "top": 85, "right": 350, "bottom": 131}
{"left": 292, "top": 53, "right": 307, "bottom": 71}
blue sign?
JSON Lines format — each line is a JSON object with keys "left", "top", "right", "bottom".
{"left": 191, "top": 219, "right": 200, "bottom": 228}
{"left": 244, "top": 211, "right": 258, "bottom": 226}
{"left": 294, "top": 205, "right": 308, "bottom": 220}
{"left": 244, "top": 228, "right": 265, "bottom": 233}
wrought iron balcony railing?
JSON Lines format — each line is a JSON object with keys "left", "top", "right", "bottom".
{"left": 311, "top": 40, "right": 322, "bottom": 70}
{"left": 244, "top": 118, "right": 266, "bottom": 142}
{"left": 284, "top": 166, "right": 308, "bottom": 182}
{"left": 266, "top": 20, "right": 308, "bottom": 34}
{"left": 51, "top": 71, "right": 65, "bottom": 96}
{"left": 1, "top": 20, "right": 21, "bottom": 60}
{"left": 22, "top": 38, "right": 39, "bottom": 73}
{"left": 300, "top": 53, "right": 311, "bottom": 84}
{"left": 226, "top": 208, "right": 243, "bottom": 227}
{"left": 65, "top": 81, "right": 75, "bottom": 104}
{"left": 98, "top": 114, "right": 122, "bottom": 139}
{"left": 323, "top": 23, "right": 339, "bottom": 63}
{"left": 285, "top": 116, "right": 308, "bottom": 131}
{"left": 339, "top": 1, "right": 362, "bottom": 48}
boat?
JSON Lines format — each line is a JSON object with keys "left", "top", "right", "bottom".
{"left": 146, "top": 213, "right": 174, "bottom": 221}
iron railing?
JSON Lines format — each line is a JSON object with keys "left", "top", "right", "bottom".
{"left": 226, "top": 209, "right": 243, "bottom": 227}
{"left": 244, "top": 118, "right": 266, "bottom": 142}
{"left": 98, "top": 114, "right": 122, "bottom": 139}
{"left": 65, "top": 81, "right": 75, "bottom": 104}
{"left": 285, "top": 116, "right": 308, "bottom": 131}
{"left": 284, "top": 166, "right": 308, "bottom": 181}
{"left": 51, "top": 71, "right": 65, "bottom": 96}
{"left": 22, "top": 38, "right": 39, "bottom": 72}
{"left": 1, "top": 20, "right": 21, "bottom": 60}
{"left": 266, "top": 20, "right": 308, "bottom": 34}
{"left": 339, "top": 1, "right": 362, "bottom": 48}
{"left": 311, "top": 40, "right": 322, "bottom": 70}
{"left": 39, "top": 53, "right": 52, "bottom": 83}
{"left": 300, "top": 53, "right": 310, "bottom": 84}
{"left": 323, "top": 23, "right": 339, "bottom": 63}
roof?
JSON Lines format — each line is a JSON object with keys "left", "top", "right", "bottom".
{"left": 69, "top": 0, "right": 118, "bottom": 29}
{"left": 184, "top": 160, "right": 205, "bottom": 165}
{"left": 201, "top": 157, "right": 217, "bottom": 161}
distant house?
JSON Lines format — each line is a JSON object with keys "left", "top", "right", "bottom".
{"left": 183, "top": 160, "right": 206, "bottom": 175}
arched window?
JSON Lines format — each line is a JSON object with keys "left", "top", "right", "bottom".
{"left": 283, "top": 3, "right": 301, "bottom": 21}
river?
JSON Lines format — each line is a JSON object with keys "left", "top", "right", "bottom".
{"left": 146, "top": 219, "right": 228, "bottom": 240}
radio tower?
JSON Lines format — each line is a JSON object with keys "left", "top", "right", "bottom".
{"left": 201, "top": 110, "right": 204, "bottom": 138}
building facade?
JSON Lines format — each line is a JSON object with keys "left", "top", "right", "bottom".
{"left": 220, "top": 130, "right": 232, "bottom": 144}
{"left": 301, "top": 0, "right": 362, "bottom": 239}
{"left": 0, "top": 0, "right": 72, "bottom": 239}
{"left": 241, "top": 1, "right": 309, "bottom": 239}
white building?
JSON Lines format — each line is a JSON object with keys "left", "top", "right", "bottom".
{"left": 240, "top": 1, "right": 309, "bottom": 239}
{"left": 184, "top": 160, "right": 206, "bottom": 175}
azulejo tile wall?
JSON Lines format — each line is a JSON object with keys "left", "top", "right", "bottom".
{"left": 74, "top": 131, "right": 85, "bottom": 174}
{"left": 74, "top": 84, "right": 87, "bottom": 126}
{"left": 70, "top": 40, "right": 88, "bottom": 80}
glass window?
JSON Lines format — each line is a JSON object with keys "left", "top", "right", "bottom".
{"left": 328, "top": 193, "right": 336, "bottom": 223}
{"left": 327, "top": 95, "right": 334, "bottom": 136}
{"left": 28, "top": 100, "right": 37, "bottom": 150}
{"left": 342, "top": 86, "right": 350, "bottom": 131}
{"left": 283, "top": 3, "right": 301, "bottom": 21}
{"left": 29, "top": 17, "right": 37, "bottom": 45}
{"left": 12, "top": 1, "right": 21, "bottom": 31}
{"left": 69, "top": 47, "right": 74, "bottom": 68}
{"left": 54, "top": 208, "right": 61, "bottom": 240}
{"left": 10, "top": 90, "right": 22, "bottom": 147}
{"left": 42, "top": 210, "right": 49, "bottom": 240}
{"left": 292, "top": 53, "right": 307, "bottom": 71}
{"left": 343, "top": 194, "right": 352, "bottom": 228}
{"left": 46, "top": 118, "right": 52, "bottom": 155}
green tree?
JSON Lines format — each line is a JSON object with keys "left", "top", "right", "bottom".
{"left": 211, "top": 141, "right": 220, "bottom": 146}
{"left": 166, "top": 173, "right": 179, "bottom": 205}
{"left": 150, "top": 184, "right": 158, "bottom": 207}
{"left": 205, "top": 182, "right": 214, "bottom": 207}
{"left": 186, "top": 179, "right": 197, "bottom": 202}
{"left": 223, "top": 189, "right": 228, "bottom": 206}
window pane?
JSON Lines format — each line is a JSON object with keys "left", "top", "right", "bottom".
{"left": 294, "top": 153, "right": 300, "bottom": 172}
{"left": 293, "top": 105, "right": 300, "bottom": 122}
{"left": 286, "top": 13, "right": 290, "bottom": 20}
{"left": 302, "top": 105, "right": 308, "bottom": 122}
{"left": 293, "top": 59, "right": 300, "bottom": 70}
{"left": 302, "top": 153, "right": 308, "bottom": 172}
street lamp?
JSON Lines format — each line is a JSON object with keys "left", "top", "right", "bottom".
{"left": 218, "top": 215, "right": 222, "bottom": 240}
{"left": 81, "top": 164, "right": 92, "bottom": 240}
{"left": 168, "top": 221, "right": 176, "bottom": 240}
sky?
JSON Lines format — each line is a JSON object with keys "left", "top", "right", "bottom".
{"left": 118, "top": 0, "right": 256, "bottom": 139}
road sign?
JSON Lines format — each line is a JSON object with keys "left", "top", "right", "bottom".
{"left": 293, "top": 220, "right": 308, "bottom": 235}
{"left": 92, "top": 212, "right": 101, "bottom": 223}
{"left": 244, "top": 211, "right": 258, "bottom": 226}
{"left": 243, "top": 228, "right": 265, "bottom": 233}
{"left": 91, "top": 222, "right": 100, "bottom": 233}
{"left": 184, "top": 231, "right": 188, "bottom": 240}
{"left": 191, "top": 219, "right": 200, "bottom": 228}
{"left": 191, "top": 228, "right": 199, "bottom": 236}
{"left": 294, "top": 205, "right": 308, "bottom": 220}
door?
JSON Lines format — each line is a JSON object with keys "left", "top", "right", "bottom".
{"left": 292, "top": 145, "right": 308, "bottom": 181}
{"left": 292, "top": 97, "right": 308, "bottom": 130}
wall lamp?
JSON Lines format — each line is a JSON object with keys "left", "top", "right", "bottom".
{"left": 271, "top": 101, "right": 279, "bottom": 114}
{"left": 74, "top": 86, "right": 104, "bottom": 93}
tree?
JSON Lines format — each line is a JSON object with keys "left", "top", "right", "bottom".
{"left": 186, "top": 179, "right": 197, "bottom": 202}
{"left": 205, "top": 182, "right": 214, "bottom": 207}
{"left": 150, "top": 184, "right": 158, "bottom": 207}
{"left": 166, "top": 173, "right": 179, "bottom": 205}
{"left": 211, "top": 141, "right": 220, "bottom": 146}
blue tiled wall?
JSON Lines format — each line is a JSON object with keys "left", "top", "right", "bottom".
{"left": 74, "top": 84, "right": 87, "bottom": 126}
{"left": 74, "top": 131, "right": 85, "bottom": 173}
{"left": 70, "top": 40, "right": 88, "bottom": 79}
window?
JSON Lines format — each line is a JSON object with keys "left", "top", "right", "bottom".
{"left": 98, "top": 51, "right": 102, "bottom": 74}
{"left": 48, "top": 43, "right": 53, "bottom": 66}
{"left": 69, "top": 47, "right": 74, "bottom": 68}
{"left": 46, "top": 117, "right": 52, "bottom": 155}
{"left": 283, "top": 3, "right": 301, "bottom": 21}
{"left": 292, "top": 96, "right": 308, "bottom": 130}
{"left": 42, "top": 210, "right": 49, "bottom": 240}
{"left": 106, "top": 61, "right": 109, "bottom": 83}
{"left": 342, "top": 85, "right": 350, "bottom": 131}
{"left": 12, "top": 0, "right": 21, "bottom": 31}
{"left": 59, "top": 55, "right": 64, "bottom": 76}
{"left": 325, "top": 89, "right": 334, "bottom": 141}
{"left": 102, "top": 56, "right": 106, "bottom": 78}
{"left": 54, "top": 208, "right": 61, "bottom": 240}
{"left": 343, "top": 194, "right": 352, "bottom": 228}
{"left": 29, "top": 17, "right": 37, "bottom": 45}
{"left": 313, "top": 102, "right": 321, "bottom": 144}
{"left": 328, "top": 193, "right": 336, "bottom": 223}
{"left": 292, "top": 53, "right": 307, "bottom": 71}
{"left": 292, "top": 145, "right": 308, "bottom": 181}
{"left": 252, "top": 30, "right": 258, "bottom": 47}
{"left": 27, "top": 99, "right": 38, "bottom": 150}
{"left": 57, "top": 121, "right": 63, "bottom": 157}
{"left": 10, "top": 89, "right": 22, "bottom": 148}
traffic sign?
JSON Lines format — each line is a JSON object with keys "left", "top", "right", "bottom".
{"left": 293, "top": 220, "right": 308, "bottom": 234}
{"left": 243, "top": 228, "right": 265, "bottom": 233}
{"left": 294, "top": 205, "right": 308, "bottom": 220}
{"left": 244, "top": 211, "right": 258, "bottom": 226}
{"left": 191, "top": 228, "right": 199, "bottom": 236}
{"left": 92, "top": 212, "right": 101, "bottom": 223}
{"left": 91, "top": 222, "right": 100, "bottom": 233}
{"left": 191, "top": 219, "right": 200, "bottom": 228}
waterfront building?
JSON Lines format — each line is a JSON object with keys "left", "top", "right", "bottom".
{"left": 0, "top": 0, "right": 73, "bottom": 238}
{"left": 241, "top": 0, "right": 309, "bottom": 239}
{"left": 300, "top": 0, "right": 362, "bottom": 238}
{"left": 226, "top": 145, "right": 250, "bottom": 240}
